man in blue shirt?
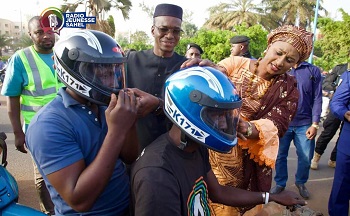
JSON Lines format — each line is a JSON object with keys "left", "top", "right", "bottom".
{"left": 1, "top": 16, "right": 58, "bottom": 214}
{"left": 26, "top": 30, "right": 141, "bottom": 216}
{"left": 328, "top": 71, "right": 350, "bottom": 215}
{"left": 270, "top": 62, "right": 322, "bottom": 200}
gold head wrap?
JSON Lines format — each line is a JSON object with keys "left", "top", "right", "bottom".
{"left": 267, "top": 25, "right": 313, "bottom": 63}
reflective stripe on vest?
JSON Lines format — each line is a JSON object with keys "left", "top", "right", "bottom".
{"left": 18, "top": 46, "right": 61, "bottom": 124}
{"left": 21, "top": 47, "right": 57, "bottom": 96}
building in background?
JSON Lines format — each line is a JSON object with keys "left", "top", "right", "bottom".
{"left": 0, "top": 18, "right": 28, "bottom": 39}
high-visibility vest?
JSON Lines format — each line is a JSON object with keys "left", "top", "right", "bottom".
{"left": 18, "top": 46, "right": 63, "bottom": 125}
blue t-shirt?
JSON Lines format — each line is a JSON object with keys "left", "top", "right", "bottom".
{"left": 26, "top": 88, "right": 130, "bottom": 216}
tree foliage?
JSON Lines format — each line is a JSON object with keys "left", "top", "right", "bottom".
{"left": 12, "top": 34, "right": 33, "bottom": 51}
{"left": 313, "top": 9, "right": 350, "bottom": 70}
{"left": 204, "top": 0, "right": 263, "bottom": 30}
{"left": 261, "top": 0, "right": 327, "bottom": 30}
{"left": 118, "top": 30, "right": 152, "bottom": 51}
{"left": 176, "top": 24, "right": 268, "bottom": 63}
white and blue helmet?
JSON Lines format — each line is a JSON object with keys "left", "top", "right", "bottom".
{"left": 164, "top": 66, "right": 242, "bottom": 153}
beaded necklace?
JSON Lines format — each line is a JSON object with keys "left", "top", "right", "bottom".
{"left": 245, "top": 57, "right": 274, "bottom": 100}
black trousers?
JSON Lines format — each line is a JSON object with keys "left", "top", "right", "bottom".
{"left": 315, "top": 111, "right": 341, "bottom": 161}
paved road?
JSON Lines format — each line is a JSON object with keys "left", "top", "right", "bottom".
{"left": 0, "top": 91, "right": 40, "bottom": 210}
{"left": 0, "top": 91, "right": 338, "bottom": 215}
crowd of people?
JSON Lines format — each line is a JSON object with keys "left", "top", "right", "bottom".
{"left": 0, "top": 2, "right": 349, "bottom": 216}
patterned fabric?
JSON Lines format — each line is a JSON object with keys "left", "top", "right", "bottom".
{"left": 267, "top": 25, "right": 313, "bottom": 63}
{"left": 208, "top": 56, "right": 299, "bottom": 216}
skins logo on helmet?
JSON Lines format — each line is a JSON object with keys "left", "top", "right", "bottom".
{"left": 64, "top": 30, "right": 103, "bottom": 54}
{"left": 55, "top": 57, "right": 91, "bottom": 96}
{"left": 165, "top": 91, "right": 210, "bottom": 142}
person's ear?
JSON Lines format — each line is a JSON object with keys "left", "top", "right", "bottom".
{"left": 151, "top": 26, "right": 155, "bottom": 37}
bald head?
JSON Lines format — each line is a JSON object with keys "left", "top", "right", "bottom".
{"left": 28, "top": 16, "right": 41, "bottom": 32}
{"left": 27, "top": 15, "right": 55, "bottom": 54}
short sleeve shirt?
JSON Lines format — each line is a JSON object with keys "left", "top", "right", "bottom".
{"left": 131, "top": 133, "right": 211, "bottom": 216}
{"left": 26, "top": 87, "right": 130, "bottom": 216}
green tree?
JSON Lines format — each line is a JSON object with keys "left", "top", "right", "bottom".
{"left": 175, "top": 24, "right": 268, "bottom": 63}
{"left": 203, "top": 0, "right": 263, "bottom": 30}
{"left": 12, "top": 34, "right": 33, "bottom": 51}
{"left": 313, "top": 9, "right": 350, "bottom": 70}
{"left": 181, "top": 11, "right": 199, "bottom": 38}
{"left": 129, "top": 31, "right": 150, "bottom": 44}
{"left": 119, "top": 30, "right": 152, "bottom": 52}
{"left": 107, "top": 15, "right": 116, "bottom": 37}
{"left": 115, "top": 33, "right": 129, "bottom": 51}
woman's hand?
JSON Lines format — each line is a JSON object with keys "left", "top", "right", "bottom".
{"left": 237, "top": 119, "right": 250, "bottom": 140}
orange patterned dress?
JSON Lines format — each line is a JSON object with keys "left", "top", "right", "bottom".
{"left": 209, "top": 56, "right": 299, "bottom": 216}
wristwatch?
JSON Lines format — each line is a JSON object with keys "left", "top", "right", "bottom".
{"left": 311, "top": 124, "right": 320, "bottom": 130}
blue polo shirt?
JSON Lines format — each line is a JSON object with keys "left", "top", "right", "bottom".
{"left": 288, "top": 62, "right": 322, "bottom": 126}
{"left": 26, "top": 87, "right": 129, "bottom": 216}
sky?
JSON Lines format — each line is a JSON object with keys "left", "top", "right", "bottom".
{"left": 1, "top": 0, "right": 349, "bottom": 36}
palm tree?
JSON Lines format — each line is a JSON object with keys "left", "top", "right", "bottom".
{"left": 203, "top": 0, "right": 263, "bottom": 30}
{"left": 60, "top": 0, "right": 132, "bottom": 36}
{"left": 261, "top": 0, "right": 328, "bottom": 30}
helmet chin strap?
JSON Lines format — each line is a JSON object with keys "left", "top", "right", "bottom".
{"left": 178, "top": 131, "right": 188, "bottom": 150}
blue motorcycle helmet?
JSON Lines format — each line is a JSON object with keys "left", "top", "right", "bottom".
{"left": 164, "top": 66, "right": 242, "bottom": 153}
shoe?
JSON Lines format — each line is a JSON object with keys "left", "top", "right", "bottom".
{"left": 328, "top": 159, "right": 336, "bottom": 168}
{"left": 310, "top": 152, "right": 321, "bottom": 170}
{"left": 295, "top": 184, "right": 310, "bottom": 199}
{"left": 269, "top": 185, "right": 285, "bottom": 194}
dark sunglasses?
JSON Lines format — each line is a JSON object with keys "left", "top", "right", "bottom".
{"left": 154, "top": 25, "right": 183, "bottom": 36}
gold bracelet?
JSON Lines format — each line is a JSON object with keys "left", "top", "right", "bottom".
{"left": 311, "top": 124, "right": 320, "bottom": 130}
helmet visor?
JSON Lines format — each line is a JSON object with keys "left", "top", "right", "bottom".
{"left": 79, "top": 62, "right": 124, "bottom": 92}
{"left": 201, "top": 107, "right": 240, "bottom": 141}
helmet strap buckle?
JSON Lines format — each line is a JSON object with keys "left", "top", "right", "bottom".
{"left": 178, "top": 131, "right": 188, "bottom": 150}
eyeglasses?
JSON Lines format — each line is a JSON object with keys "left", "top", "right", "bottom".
{"left": 153, "top": 25, "right": 183, "bottom": 36}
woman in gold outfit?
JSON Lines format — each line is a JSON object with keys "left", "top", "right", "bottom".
{"left": 181, "top": 25, "right": 313, "bottom": 215}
